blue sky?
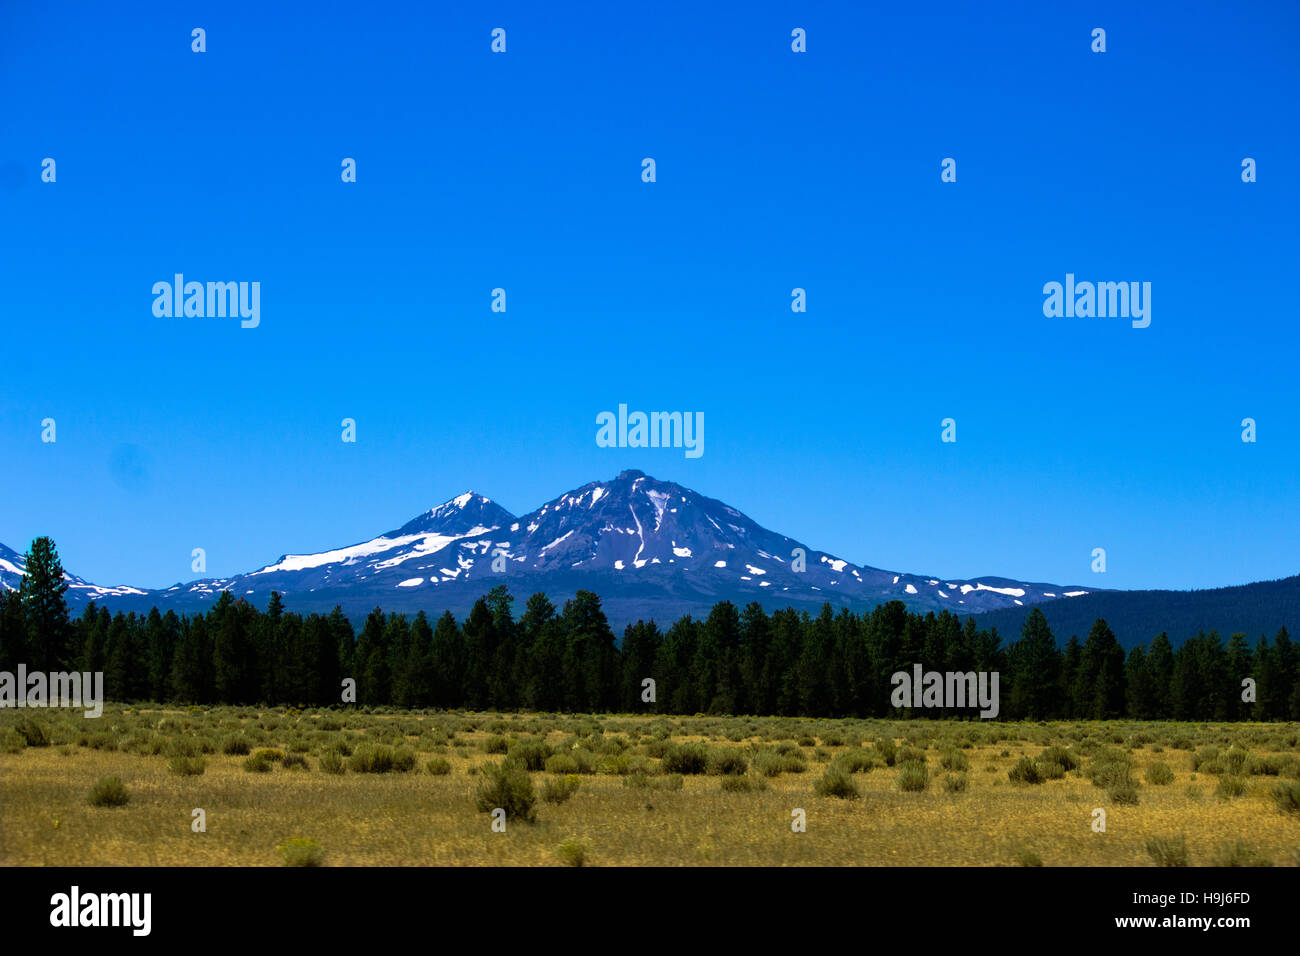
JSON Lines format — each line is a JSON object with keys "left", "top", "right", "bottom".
{"left": 1, "top": 0, "right": 1297, "bottom": 593}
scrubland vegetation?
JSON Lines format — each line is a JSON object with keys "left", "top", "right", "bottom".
{"left": 3, "top": 706, "right": 1298, "bottom": 866}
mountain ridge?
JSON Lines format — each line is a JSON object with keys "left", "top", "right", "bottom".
{"left": 0, "top": 470, "right": 1099, "bottom": 627}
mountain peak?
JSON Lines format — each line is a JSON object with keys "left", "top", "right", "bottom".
{"left": 449, "top": 491, "right": 488, "bottom": 507}
{"left": 393, "top": 491, "right": 515, "bottom": 537}
{"left": 617, "top": 469, "right": 648, "bottom": 481}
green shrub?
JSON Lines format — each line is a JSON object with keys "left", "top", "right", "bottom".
{"left": 897, "top": 760, "right": 929, "bottom": 792}
{"left": 875, "top": 737, "right": 898, "bottom": 766}
{"left": 720, "top": 774, "right": 768, "bottom": 793}
{"left": 1271, "top": 781, "right": 1300, "bottom": 814}
{"left": 815, "top": 766, "right": 860, "bottom": 799}
{"left": 707, "top": 748, "right": 748, "bottom": 776}
{"left": 347, "top": 744, "right": 415, "bottom": 773}
{"left": 1145, "top": 762, "right": 1175, "bottom": 785}
{"left": 1222, "top": 747, "right": 1252, "bottom": 776}
{"left": 1009, "top": 757, "right": 1044, "bottom": 785}
{"left": 426, "top": 757, "right": 451, "bottom": 775}
{"left": 282, "top": 753, "right": 309, "bottom": 771}
{"left": 943, "top": 773, "right": 969, "bottom": 793}
{"left": 939, "top": 750, "right": 970, "bottom": 772}
{"left": 836, "top": 749, "right": 876, "bottom": 773}
{"left": 896, "top": 746, "right": 926, "bottom": 765}
{"left": 544, "top": 753, "right": 580, "bottom": 775}
{"left": 623, "top": 772, "right": 651, "bottom": 789}
{"left": 221, "top": 735, "right": 251, "bottom": 756}
{"left": 662, "top": 743, "right": 710, "bottom": 775}
{"left": 87, "top": 775, "right": 130, "bottom": 807}
{"left": 1087, "top": 748, "right": 1139, "bottom": 803}
{"left": 1013, "top": 845, "right": 1043, "bottom": 867}
{"left": 1215, "top": 775, "right": 1247, "bottom": 800}
{"left": 0, "top": 728, "right": 24, "bottom": 754}
{"left": 244, "top": 752, "right": 273, "bottom": 773}
{"left": 1040, "top": 746, "right": 1079, "bottom": 770}
{"left": 507, "top": 739, "right": 552, "bottom": 771}
{"left": 1213, "top": 839, "right": 1272, "bottom": 867}
{"left": 320, "top": 751, "right": 345, "bottom": 774}
{"left": 13, "top": 718, "right": 50, "bottom": 747}
{"left": 595, "top": 753, "right": 630, "bottom": 775}
{"left": 1108, "top": 779, "right": 1140, "bottom": 805}
{"left": 474, "top": 763, "right": 537, "bottom": 823}
{"left": 1036, "top": 758, "right": 1067, "bottom": 780}
{"left": 556, "top": 837, "right": 588, "bottom": 867}
{"left": 254, "top": 748, "right": 285, "bottom": 763}
{"left": 641, "top": 738, "right": 672, "bottom": 759}
{"left": 278, "top": 837, "right": 324, "bottom": 867}
{"left": 755, "top": 751, "right": 806, "bottom": 777}
{"left": 541, "top": 774, "right": 581, "bottom": 805}
{"left": 1190, "top": 746, "right": 1222, "bottom": 773}
{"left": 1145, "top": 835, "right": 1189, "bottom": 867}
{"left": 481, "top": 735, "right": 509, "bottom": 754}
{"left": 168, "top": 755, "right": 206, "bottom": 776}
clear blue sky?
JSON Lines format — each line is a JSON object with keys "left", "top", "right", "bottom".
{"left": 1, "top": 0, "right": 1297, "bottom": 592}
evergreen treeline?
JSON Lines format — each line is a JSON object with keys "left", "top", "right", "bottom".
{"left": 2, "top": 537, "right": 1298, "bottom": 720}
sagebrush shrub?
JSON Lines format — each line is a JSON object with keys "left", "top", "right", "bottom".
{"left": 168, "top": 755, "right": 206, "bottom": 776}
{"left": 319, "top": 751, "right": 345, "bottom": 774}
{"left": 1145, "top": 762, "right": 1175, "bottom": 785}
{"left": 542, "top": 774, "right": 581, "bottom": 804}
{"left": 1008, "top": 757, "right": 1043, "bottom": 785}
{"left": 814, "top": 766, "right": 860, "bottom": 799}
{"left": 939, "top": 750, "right": 969, "bottom": 772}
{"left": 1213, "top": 839, "right": 1271, "bottom": 867}
{"left": 897, "top": 760, "right": 929, "bottom": 792}
{"left": 87, "top": 776, "right": 130, "bottom": 807}
{"left": 221, "top": 736, "right": 251, "bottom": 756}
{"left": 278, "top": 837, "right": 324, "bottom": 867}
{"left": 1038, "top": 745, "right": 1079, "bottom": 771}
{"left": 244, "top": 752, "right": 273, "bottom": 773}
{"left": 347, "top": 744, "right": 415, "bottom": 773}
{"left": 508, "top": 739, "right": 552, "bottom": 770}
{"left": 662, "top": 743, "right": 710, "bottom": 775}
{"left": 556, "top": 837, "right": 588, "bottom": 867}
{"left": 707, "top": 748, "right": 748, "bottom": 776}
{"left": 1145, "top": 835, "right": 1189, "bottom": 867}
{"left": 1273, "top": 781, "right": 1300, "bottom": 815}
{"left": 14, "top": 718, "right": 49, "bottom": 747}
{"left": 836, "top": 749, "right": 875, "bottom": 773}
{"left": 474, "top": 763, "right": 537, "bottom": 823}
{"left": 1215, "top": 775, "right": 1247, "bottom": 800}
{"left": 544, "top": 753, "right": 580, "bottom": 775}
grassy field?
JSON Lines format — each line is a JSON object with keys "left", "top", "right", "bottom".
{"left": 2, "top": 706, "right": 1298, "bottom": 866}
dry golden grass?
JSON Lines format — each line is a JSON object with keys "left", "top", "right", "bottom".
{"left": 2, "top": 706, "right": 1297, "bottom": 866}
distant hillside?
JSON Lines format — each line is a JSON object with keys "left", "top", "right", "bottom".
{"left": 968, "top": 575, "right": 1300, "bottom": 648}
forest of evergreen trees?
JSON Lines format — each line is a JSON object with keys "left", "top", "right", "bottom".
{"left": 2, "top": 537, "right": 1298, "bottom": 721}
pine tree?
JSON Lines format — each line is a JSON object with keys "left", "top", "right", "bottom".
{"left": 560, "top": 590, "right": 617, "bottom": 712}
{"left": 430, "top": 611, "right": 467, "bottom": 708}
{"left": 1124, "top": 645, "right": 1155, "bottom": 718}
{"left": 1082, "top": 619, "right": 1126, "bottom": 719}
{"left": 1008, "top": 609, "right": 1061, "bottom": 720}
{"left": 19, "top": 536, "right": 71, "bottom": 671}
{"left": 0, "top": 589, "right": 29, "bottom": 673}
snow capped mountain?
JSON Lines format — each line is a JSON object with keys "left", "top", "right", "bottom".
{"left": 0, "top": 470, "right": 1097, "bottom": 627}
{"left": 0, "top": 540, "right": 147, "bottom": 600}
